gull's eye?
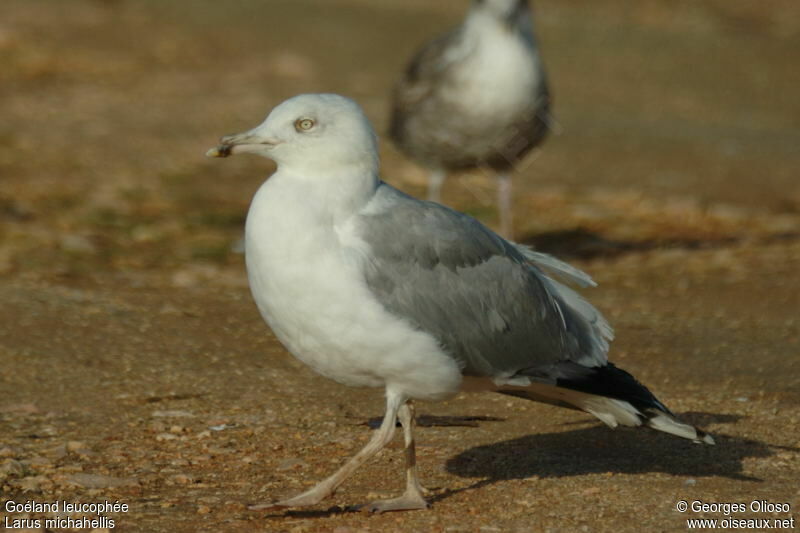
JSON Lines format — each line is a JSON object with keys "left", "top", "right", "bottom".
{"left": 295, "top": 118, "right": 315, "bottom": 132}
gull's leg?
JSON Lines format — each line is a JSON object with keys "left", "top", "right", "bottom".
{"left": 250, "top": 391, "right": 404, "bottom": 510}
{"left": 497, "top": 172, "right": 513, "bottom": 239}
{"left": 398, "top": 401, "right": 430, "bottom": 497}
{"left": 363, "top": 401, "right": 429, "bottom": 513}
{"left": 427, "top": 169, "right": 446, "bottom": 203}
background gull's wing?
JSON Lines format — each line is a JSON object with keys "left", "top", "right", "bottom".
{"left": 390, "top": 26, "right": 468, "bottom": 112}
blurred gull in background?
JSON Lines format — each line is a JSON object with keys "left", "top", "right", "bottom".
{"left": 207, "top": 93, "right": 713, "bottom": 513}
{"left": 390, "top": 0, "right": 552, "bottom": 238}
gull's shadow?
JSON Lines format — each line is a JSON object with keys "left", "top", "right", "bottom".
{"left": 520, "top": 227, "right": 800, "bottom": 260}
{"left": 260, "top": 412, "right": 784, "bottom": 517}
{"left": 433, "top": 412, "right": 776, "bottom": 503}
{"left": 265, "top": 505, "right": 358, "bottom": 519}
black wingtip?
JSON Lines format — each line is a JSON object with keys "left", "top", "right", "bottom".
{"left": 553, "top": 362, "right": 670, "bottom": 416}
{"left": 544, "top": 362, "right": 714, "bottom": 443}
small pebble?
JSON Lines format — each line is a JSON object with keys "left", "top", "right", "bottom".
{"left": 276, "top": 458, "right": 307, "bottom": 471}
{"left": 66, "top": 441, "right": 86, "bottom": 452}
{"left": 172, "top": 474, "right": 192, "bottom": 484}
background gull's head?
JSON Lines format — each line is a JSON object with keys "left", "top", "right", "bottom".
{"left": 472, "top": 0, "right": 528, "bottom": 22}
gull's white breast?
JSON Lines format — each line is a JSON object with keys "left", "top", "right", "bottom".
{"left": 449, "top": 20, "right": 541, "bottom": 119}
{"left": 243, "top": 172, "right": 462, "bottom": 400}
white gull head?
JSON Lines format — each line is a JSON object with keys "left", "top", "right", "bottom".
{"left": 207, "top": 93, "right": 379, "bottom": 178}
{"left": 474, "top": 0, "right": 523, "bottom": 19}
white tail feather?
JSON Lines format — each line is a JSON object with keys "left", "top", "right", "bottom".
{"left": 514, "top": 246, "right": 614, "bottom": 367}
{"left": 646, "top": 411, "right": 716, "bottom": 445}
{"left": 516, "top": 247, "right": 596, "bottom": 287}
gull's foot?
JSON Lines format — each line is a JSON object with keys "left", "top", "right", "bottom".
{"left": 249, "top": 487, "right": 332, "bottom": 511}
{"left": 248, "top": 502, "right": 283, "bottom": 512}
{"left": 361, "top": 491, "right": 430, "bottom": 513}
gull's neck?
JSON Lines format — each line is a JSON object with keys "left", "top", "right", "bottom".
{"left": 463, "top": 5, "right": 533, "bottom": 44}
{"left": 272, "top": 160, "right": 380, "bottom": 225}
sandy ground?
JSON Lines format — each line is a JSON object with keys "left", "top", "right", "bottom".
{"left": 1, "top": 1, "right": 799, "bottom": 531}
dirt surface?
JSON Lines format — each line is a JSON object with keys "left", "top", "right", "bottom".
{"left": 1, "top": 1, "right": 799, "bottom": 532}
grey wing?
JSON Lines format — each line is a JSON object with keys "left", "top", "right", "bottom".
{"left": 389, "top": 27, "right": 468, "bottom": 142}
{"left": 392, "top": 27, "right": 465, "bottom": 109}
{"left": 356, "top": 185, "right": 611, "bottom": 381}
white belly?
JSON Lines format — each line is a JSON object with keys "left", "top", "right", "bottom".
{"left": 452, "top": 28, "right": 541, "bottom": 119}
{"left": 243, "top": 177, "right": 462, "bottom": 400}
